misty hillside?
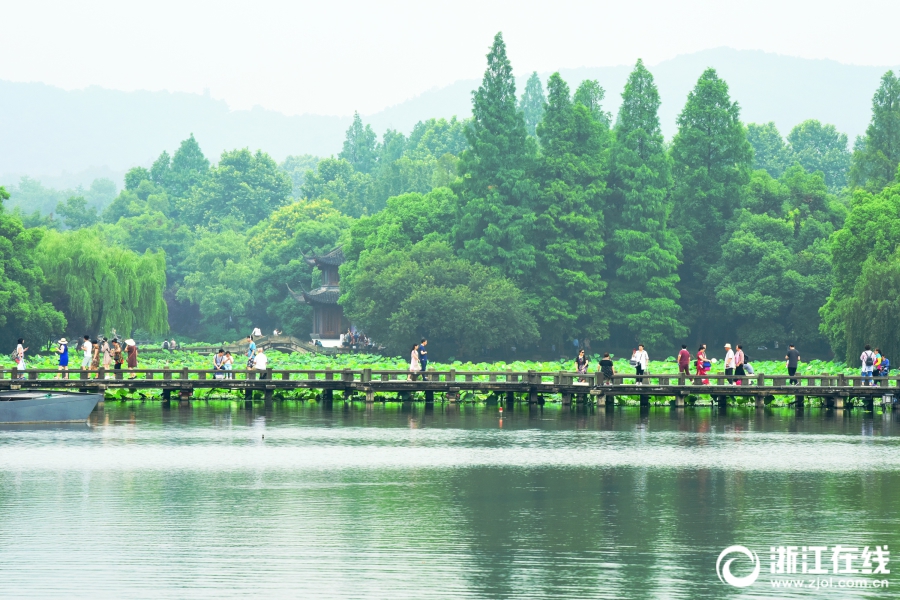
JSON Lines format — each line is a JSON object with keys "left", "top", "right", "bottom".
{"left": 1, "top": 47, "right": 897, "bottom": 189}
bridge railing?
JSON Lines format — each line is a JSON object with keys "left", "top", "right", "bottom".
{"left": 0, "top": 367, "right": 896, "bottom": 388}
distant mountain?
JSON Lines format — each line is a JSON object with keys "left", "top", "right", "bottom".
{"left": 1, "top": 48, "right": 897, "bottom": 189}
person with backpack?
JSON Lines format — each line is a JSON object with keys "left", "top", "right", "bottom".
{"left": 861, "top": 344, "right": 876, "bottom": 386}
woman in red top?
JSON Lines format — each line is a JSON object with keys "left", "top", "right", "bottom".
{"left": 695, "top": 345, "right": 710, "bottom": 385}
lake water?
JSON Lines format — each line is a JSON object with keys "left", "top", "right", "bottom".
{"left": 1, "top": 401, "right": 898, "bottom": 599}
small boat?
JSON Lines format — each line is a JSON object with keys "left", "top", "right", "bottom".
{"left": 0, "top": 391, "right": 102, "bottom": 423}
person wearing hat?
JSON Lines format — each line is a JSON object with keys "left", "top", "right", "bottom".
{"left": 724, "top": 343, "right": 735, "bottom": 384}
{"left": 125, "top": 339, "right": 138, "bottom": 377}
{"left": 56, "top": 338, "right": 69, "bottom": 379}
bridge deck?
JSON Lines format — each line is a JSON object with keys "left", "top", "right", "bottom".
{"left": 2, "top": 368, "right": 896, "bottom": 408}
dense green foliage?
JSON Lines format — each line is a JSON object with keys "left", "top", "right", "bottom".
{"left": 4, "top": 32, "right": 900, "bottom": 363}
{"left": 0, "top": 187, "right": 65, "bottom": 343}
{"left": 606, "top": 60, "right": 682, "bottom": 346}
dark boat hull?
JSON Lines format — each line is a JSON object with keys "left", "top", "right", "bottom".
{"left": 0, "top": 392, "right": 101, "bottom": 423}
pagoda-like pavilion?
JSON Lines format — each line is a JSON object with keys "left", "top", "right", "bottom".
{"left": 288, "top": 247, "right": 346, "bottom": 344}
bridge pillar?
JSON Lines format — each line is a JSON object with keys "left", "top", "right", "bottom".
{"left": 364, "top": 388, "right": 374, "bottom": 403}
{"left": 179, "top": 388, "right": 192, "bottom": 401}
{"left": 864, "top": 396, "right": 875, "bottom": 412}
{"left": 640, "top": 395, "right": 650, "bottom": 407}
{"left": 162, "top": 389, "right": 171, "bottom": 401}
{"left": 562, "top": 392, "right": 572, "bottom": 406}
{"left": 755, "top": 394, "right": 766, "bottom": 409}
{"left": 322, "top": 389, "right": 333, "bottom": 402}
{"left": 716, "top": 395, "right": 728, "bottom": 408}
{"left": 673, "top": 394, "right": 686, "bottom": 408}
{"left": 264, "top": 388, "right": 274, "bottom": 402}
{"left": 446, "top": 389, "right": 459, "bottom": 403}
{"left": 528, "top": 388, "right": 539, "bottom": 404}
{"left": 794, "top": 395, "right": 805, "bottom": 408}
{"left": 425, "top": 390, "right": 434, "bottom": 403}
{"left": 505, "top": 392, "right": 515, "bottom": 405}
{"left": 824, "top": 395, "right": 843, "bottom": 409}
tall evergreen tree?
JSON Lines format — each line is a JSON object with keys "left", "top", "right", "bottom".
{"left": 670, "top": 68, "right": 752, "bottom": 341}
{"left": 850, "top": 71, "right": 900, "bottom": 192}
{"left": 455, "top": 32, "right": 538, "bottom": 279}
{"left": 573, "top": 79, "right": 611, "bottom": 129}
{"left": 531, "top": 73, "right": 609, "bottom": 343}
{"left": 747, "top": 122, "right": 790, "bottom": 178}
{"left": 607, "top": 59, "right": 684, "bottom": 347}
{"left": 339, "top": 112, "right": 379, "bottom": 174}
{"left": 519, "top": 71, "right": 545, "bottom": 137}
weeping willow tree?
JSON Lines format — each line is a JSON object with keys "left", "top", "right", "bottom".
{"left": 37, "top": 229, "right": 169, "bottom": 336}
{"left": 844, "top": 252, "right": 900, "bottom": 364}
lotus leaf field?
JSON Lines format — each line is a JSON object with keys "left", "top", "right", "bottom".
{"left": 5, "top": 348, "right": 876, "bottom": 406}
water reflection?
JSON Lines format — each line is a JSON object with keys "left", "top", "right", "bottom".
{"left": 0, "top": 402, "right": 897, "bottom": 599}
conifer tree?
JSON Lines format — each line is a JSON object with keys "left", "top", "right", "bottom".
{"left": 339, "top": 112, "right": 379, "bottom": 174}
{"left": 573, "top": 79, "right": 611, "bottom": 129}
{"left": 531, "top": 73, "right": 609, "bottom": 342}
{"left": 670, "top": 68, "right": 752, "bottom": 340}
{"left": 455, "top": 32, "right": 537, "bottom": 279}
{"left": 606, "top": 59, "right": 684, "bottom": 346}
{"left": 519, "top": 72, "right": 545, "bottom": 137}
{"left": 850, "top": 71, "right": 900, "bottom": 191}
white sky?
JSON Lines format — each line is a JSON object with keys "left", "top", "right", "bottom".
{"left": 2, "top": 0, "right": 898, "bottom": 116}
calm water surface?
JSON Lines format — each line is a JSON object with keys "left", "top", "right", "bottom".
{"left": 1, "top": 401, "right": 899, "bottom": 599}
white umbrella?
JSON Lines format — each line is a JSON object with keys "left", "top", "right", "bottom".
{"left": 124, "top": 339, "right": 135, "bottom": 346}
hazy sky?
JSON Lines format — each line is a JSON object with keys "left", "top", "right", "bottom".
{"left": 3, "top": 0, "right": 899, "bottom": 116}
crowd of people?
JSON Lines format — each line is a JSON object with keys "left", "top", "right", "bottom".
{"left": 341, "top": 329, "right": 374, "bottom": 351}
{"left": 585, "top": 342, "right": 892, "bottom": 386}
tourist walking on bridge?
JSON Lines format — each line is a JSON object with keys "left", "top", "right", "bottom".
{"left": 409, "top": 344, "right": 420, "bottom": 380}
{"left": 418, "top": 339, "right": 428, "bottom": 378}
{"left": 576, "top": 349, "right": 589, "bottom": 382}
{"left": 696, "top": 346, "right": 710, "bottom": 384}
{"left": 786, "top": 344, "right": 800, "bottom": 385}
{"left": 861, "top": 344, "right": 875, "bottom": 385}
{"left": 14, "top": 338, "right": 27, "bottom": 377}
{"left": 56, "top": 338, "right": 69, "bottom": 379}
{"left": 254, "top": 348, "right": 268, "bottom": 378}
{"left": 723, "top": 344, "right": 735, "bottom": 383}
{"left": 734, "top": 344, "right": 745, "bottom": 385}
{"left": 112, "top": 340, "right": 123, "bottom": 371}
{"left": 631, "top": 344, "right": 648, "bottom": 384}
{"left": 246, "top": 336, "right": 256, "bottom": 369}
{"left": 101, "top": 337, "right": 111, "bottom": 372}
{"left": 677, "top": 345, "right": 691, "bottom": 381}
{"left": 81, "top": 335, "right": 92, "bottom": 371}
{"left": 125, "top": 339, "right": 138, "bottom": 377}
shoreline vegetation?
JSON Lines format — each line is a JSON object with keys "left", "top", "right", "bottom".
{"left": 1, "top": 32, "right": 900, "bottom": 364}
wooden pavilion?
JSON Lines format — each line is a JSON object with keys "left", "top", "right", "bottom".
{"left": 288, "top": 247, "right": 346, "bottom": 343}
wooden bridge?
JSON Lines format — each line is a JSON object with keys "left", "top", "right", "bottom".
{"left": 1, "top": 367, "right": 897, "bottom": 410}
